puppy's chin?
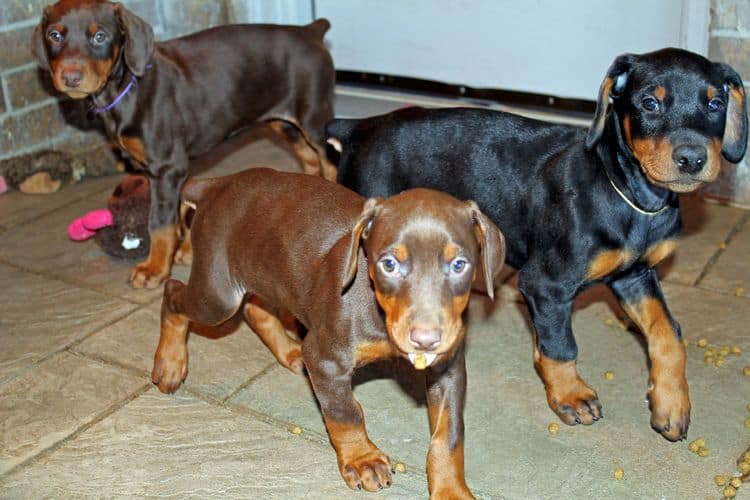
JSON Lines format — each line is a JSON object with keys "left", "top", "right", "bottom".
{"left": 650, "top": 176, "right": 713, "bottom": 193}
{"left": 63, "top": 90, "right": 90, "bottom": 99}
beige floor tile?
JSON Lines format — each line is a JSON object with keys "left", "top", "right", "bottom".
{"left": 0, "top": 263, "right": 138, "bottom": 384}
{"left": 0, "top": 351, "right": 148, "bottom": 474}
{"left": 698, "top": 213, "right": 750, "bottom": 297}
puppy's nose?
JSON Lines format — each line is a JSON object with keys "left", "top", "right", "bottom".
{"left": 672, "top": 145, "right": 707, "bottom": 174}
{"left": 409, "top": 324, "right": 442, "bottom": 351}
{"left": 62, "top": 68, "right": 83, "bottom": 88}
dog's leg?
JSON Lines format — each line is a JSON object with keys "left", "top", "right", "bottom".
{"left": 173, "top": 201, "right": 193, "bottom": 266}
{"left": 425, "top": 347, "right": 474, "bottom": 499}
{"left": 243, "top": 298, "right": 304, "bottom": 374}
{"left": 519, "top": 267, "right": 602, "bottom": 426}
{"left": 130, "top": 156, "right": 187, "bottom": 288}
{"left": 302, "top": 335, "right": 392, "bottom": 492}
{"left": 610, "top": 267, "right": 689, "bottom": 441}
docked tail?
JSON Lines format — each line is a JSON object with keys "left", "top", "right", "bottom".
{"left": 181, "top": 177, "right": 223, "bottom": 209}
{"left": 305, "top": 18, "right": 330, "bottom": 40}
{"left": 325, "top": 118, "right": 360, "bottom": 153}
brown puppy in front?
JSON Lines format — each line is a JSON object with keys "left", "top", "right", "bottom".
{"left": 32, "top": 0, "right": 336, "bottom": 288}
{"left": 151, "top": 168, "right": 505, "bottom": 498}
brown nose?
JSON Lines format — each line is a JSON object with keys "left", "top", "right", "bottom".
{"left": 409, "top": 324, "right": 442, "bottom": 350}
{"left": 62, "top": 68, "right": 83, "bottom": 88}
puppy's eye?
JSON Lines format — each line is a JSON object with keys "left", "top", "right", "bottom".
{"left": 707, "top": 98, "right": 724, "bottom": 112}
{"left": 641, "top": 96, "right": 660, "bottom": 112}
{"left": 48, "top": 30, "right": 63, "bottom": 43}
{"left": 449, "top": 257, "right": 469, "bottom": 275}
{"left": 92, "top": 31, "right": 107, "bottom": 45}
{"left": 378, "top": 257, "right": 401, "bottom": 277}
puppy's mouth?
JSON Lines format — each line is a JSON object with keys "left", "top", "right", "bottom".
{"left": 648, "top": 175, "right": 712, "bottom": 193}
{"left": 406, "top": 351, "right": 439, "bottom": 370}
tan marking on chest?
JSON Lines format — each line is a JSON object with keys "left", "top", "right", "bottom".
{"left": 586, "top": 249, "right": 634, "bottom": 280}
{"left": 643, "top": 240, "right": 677, "bottom": 267}
{"left": 354, "top": 340, "right": 396, "bottom": 366}
{"left": 118, "top": 136, "right": 147, "bottom": 165}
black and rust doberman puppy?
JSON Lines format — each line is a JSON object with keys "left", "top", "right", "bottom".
{"left": 327, "top": 48, "right": 748, "bottom": 442}
{"left": 32, "top": 0, "right": 336, "bottom": 288}
{"left": 151, "top": 168, "right": 504, "bottom": 497}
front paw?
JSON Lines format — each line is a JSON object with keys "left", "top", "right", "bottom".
{"left": 152, "top": 346, "right": 188, "bottom": 393}
{"left": 129, "top": 261, "right": 169, "bottom": 289}
{"left": 430, "top": 486, "right": 475, "bottom": 500}
{"left": 547, "top": 381, "right": 602, "bottom": 426}
{"left": 338, "top": 447, "right": 392, "bottom": 492}
{"left": 173, "top": 240, "right": 192, "bottom": 266}
{"left": 648, "top": 379, "right": 690, "bottom": 441}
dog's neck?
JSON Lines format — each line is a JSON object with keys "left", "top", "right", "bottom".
{"left": 598, "top": 112, "right": 678, "bottom": 215}
{"left": 89, "top": 56, "right": 143, "bottom": 118}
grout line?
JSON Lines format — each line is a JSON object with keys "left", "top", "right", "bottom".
{"left": 692, "top": 211, "right": 750, "bottom": 287}
{"left": 221, "top": 361, "right": 277, "bottom": 404}
{"left": 0, "top": 381, "right": 153, "bottom": 479}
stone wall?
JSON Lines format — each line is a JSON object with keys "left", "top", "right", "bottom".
{"left": 705, "top": 0, "right": 750, "bottom": 207}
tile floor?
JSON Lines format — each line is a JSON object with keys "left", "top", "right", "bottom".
{"left": 0, "top": 88, "right": 749, "bottom": 499}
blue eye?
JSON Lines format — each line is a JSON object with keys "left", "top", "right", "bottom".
{"left": 450, "top": 258, "right": 468, "bottom": 274}
{"left": 379, "top": 257, "right": 400, "bottom": 276}
{"left": 708, "top": 98, "right": 724, "bottom": 112}
{"left": 641, "top": 96, "right": 659, "bottom": 112}
{"left": 92, "top": 31, "right": 107, "bottom": 45}
{"left": 48, "top": 30, "right": 63, "bottom": 43}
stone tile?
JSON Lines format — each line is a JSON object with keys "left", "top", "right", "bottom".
{"left": 709, "top": 37, "right": 750, "bottom": 82}
{"left": 0, "top": 390, "right": 426, "bottom": 498}
{"left": 0, "top": 263, "right": 138, "bottom": 384}
{"left": 0, "top": 26, "right": 36, "bottom": 71}
{"left": 0, "top": 81, "right": 6, "bottom": 115}
{"left": 660, "top": 194, "right": 746, "bottom": 286}
{"left": 0, "top": 0, "right": 48, "bottom": 25}
{"left": 0, "top": 102, "right": 70, "bottom": 156}
{"left": 5, "top": 66, "right": 57, "bottom": 110}
{"left": 711, "top": 0, "right": 750, "bottom": 31}
{"left": 76, "top": 303, "right": 282, "bottom": 401}
{"left": 0, "top": 351, "right": 147, "bottom": 474}
{"left": 699, "top": 213, "right": 750, "bottom": 296}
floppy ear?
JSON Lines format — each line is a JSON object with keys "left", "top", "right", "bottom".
{"left": 31, "top": 6, "right": 51, "bottom": 71}
{"left": 342, "top": 198, "right": 381, "bottom": 291}
{"left": 585, "top": 54, "right": 636, "bottom": 150}
{"left": 715, "top": 64, "right": 749, "bottom": 163}
{"left": 114, "top": 3, "right": 154, "bottom": 76}
{"left": 467, "top": 201, "right": 505, "bottom": 301}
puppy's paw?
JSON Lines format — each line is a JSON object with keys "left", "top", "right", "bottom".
{"left": 339, "top": 447, "right": 392, "bottom": 492}
{"left": 173, "top": 240, "right": 192, "bottom": 266}
{"left": 152, "top": 348, "right": 188, "bottom": 394}
{"left": 284, "top": 348, "right": 305, "bottom": 375}
{"left": 547, "top": 381, "right": 602, "bottom": 426}
{"left": 648, "top": 379, "right": 690, "bottom": 441}
{"left": 129, "top": 262, "right": 168, "bottom": 289}
{"left": 430, "top": 486, "right": 475, "bottom": 500}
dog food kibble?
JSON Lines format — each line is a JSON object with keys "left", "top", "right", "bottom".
{"left": 720, "top": 346, "right": 731, "bottom": 356}
{"left": 744, "top": 417, "right": 750, "bottom": 429}
{"left": 394, "top": 462, "right": 406, "bottom": 473}
{"left": 413, "top": 353, "right": 427, "bottom": 370}
{"left": 705, "top": 356, "right": 715, "bottom": 366}
{"left": 735, "top": 288, "right": 745, "bottom": 297}
{"left": 548, "top": 423, "right": 560, "bottom": 435}
{"left": 290, "top": 425, "right": 303, "bottom": 435}
{"left": 689, "top": 438, "right": 704, "bottom": 453}
{"left": 604, "top": 370, "right": 615, "bottom": 381}
{"left": 605, "top": 318, "right": 615, "bottom": 326}
{"left": 739, "top": 462, "right": 750, "bottom": 474}
{"left": 698, "top": 447, "right": 710, "bottom": 457}
{"left": 732, "top": 346, "right": 742, "bottom": 355}
{"left": 743, "top": 366, "right": 750, "bottom": 377}
{"left": 697, "top": 338, "right": 708, "bottom": 348}
{"left": 716, "top": 358, "right": 726, "bottom": 367}
{"left": 716, "top": 475, "right": 730, "bottom": 487}
{"left": 706, "top": 347, "right": 717, "bottom": 356}
{"left": 724, "top": 485, "right": 737, "bottom": 498}
{"left": 719, "top": 242, "right": 728, "bottom": 250}
{"left": 730, "top": 477, "right": 742, "bottom": 488}
{"left": 613, "top": 467, "right": 624, "bottom": 480}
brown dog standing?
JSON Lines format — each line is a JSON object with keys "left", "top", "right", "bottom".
{"left": 32, "top": 0, "right": 336, "bottom": 288}
{"left": 151, "top": 168, "right": 505, "bottom": 498}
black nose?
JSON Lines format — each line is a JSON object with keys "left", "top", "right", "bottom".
{"left": 62, "top": 69, "right": 83, "bottom": 88}
{"left": 672, "top": 145, "right": 707, "bottom": 174}
{"left": 409, "top": 324, "right": 442, "bottom": 350}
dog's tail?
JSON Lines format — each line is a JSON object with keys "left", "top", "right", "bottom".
{"left": 305, "top": 18, "right": 330, "bottom": 40}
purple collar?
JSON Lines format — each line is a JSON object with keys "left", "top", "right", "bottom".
{"left": 92, "top": 64, "right": 152, "bottom": 115}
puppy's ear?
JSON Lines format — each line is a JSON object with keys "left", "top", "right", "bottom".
{"left": 342, "top": 198, "right": 380, "bottom": 292}
{"left": 467, "top": 201, "right": 505, "bottom": 301}
{"left": 585, "top": 54, "right": 636, "bottom": 150}
{"left": 114, "top": 3, "right": 154, "bottom": 76}
{"left": 715, "top": 63, "right": 748, "bottom": 163}
{"left": 31, "top": 6, "right": 52, "bottom": 71}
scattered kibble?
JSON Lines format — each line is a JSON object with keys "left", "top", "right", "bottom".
{"left": 290, "top": 425, "right": 303, "bottom": 435}
{"left": 683, "top": 339, "right": 690, "bottom": 347}
{"left": 618, "top": 322, "right": 627, "bottom": 330}
{"left": 548, "top": 423, "right": 560, "bottom": 435}
{"left": 697, "top": 338, "right": 708, "bottom": 348}
{"left": 744, "top": 451, "right": 750, "bottom": 462}
{"left": 394, "top": 462, "right": 406, "bottom": 473}
{"left": 743, "top": 366, "right": 750, "bottom": 377}
{"left": 605, "top": 318, "right": 615, "bottom": 326}
{"left": 689, "top": 438, "right": 705, "bottom": 453}
{"left": 613, "top": 467, "right": 624, "bottom": 480}
{"left": 745, "top": 417, "right": 750, "bottom": 429}
{"left": 738, "top": 462, "right": 750, "bottom": 474}
{"left": 604, "top": 371, "right": 615, "bottom": 381}
{"left": 413, "top": 353, "right": 427, "bottom": 370}
{"left": 716, "top": 358, "right": 726, "bottom": 367}
{"left": 719, "top": 242, "right": 728, "bottom": 250}
{"left": 730, "top": 477, "right": 742, "bottom": 488}
{"left": 732, "top": 346, "right": 742, "bottom": 355}
{"left": 724, "top": 485, "right": 737, "bottom": 498}
{"left": 720, "top": 346, "right": 731, "bottom": 357}
{"left": 706, "top": 347, "right": 717, "bottom": 357}
{"left": 698, "top": 447, "right": 710, "bottom": 458}
{"left": 716, "top": 474, "right": 730, "bottom": 487}
{"left": 705, "top": 356, "right": 716, "bottom": 366}
{"left": 736, "top": 288, "right": 745, "bottom": 297}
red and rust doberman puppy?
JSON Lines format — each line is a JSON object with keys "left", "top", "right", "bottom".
{"left": 151, "top": 168, "right": 505, "bottom": 498}
{"left": 32, "top": 0, "right": 336, "bottom": 288}
{"left": 327, "top": 48, "right": 748, "bottom": 442}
